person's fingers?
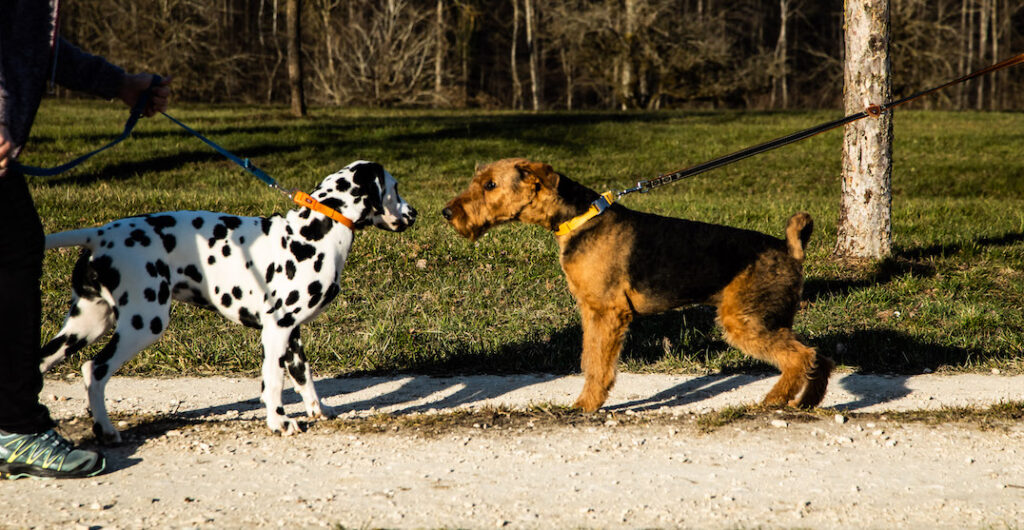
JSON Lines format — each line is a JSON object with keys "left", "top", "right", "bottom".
{"left": 0, "top": 126, "right": 13, "bottom": 176}
{"left": 146, "top": 75, "right": 172, "bottom": 115}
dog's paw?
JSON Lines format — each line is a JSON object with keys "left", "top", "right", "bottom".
{"left": 761, "top": 397, "right": 789, "bottom": 409}
{"left": 308, "top": 403, "right": 337, "bottom": 420}
{"left": 92, "top": 423, "right": 123, "bottom": 445}
{"left": 571, "top": 398, "right": 603, "bottom": 413}
{"left": 268, "top": 417, "right": 301, "bottom": 436}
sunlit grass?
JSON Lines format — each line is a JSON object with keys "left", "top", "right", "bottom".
{"left": 27, "top": 101, "right": 1024, "bottom": 376}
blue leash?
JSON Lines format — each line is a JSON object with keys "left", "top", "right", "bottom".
{"left": 13, "top": 78, "right": 157, "bottom": 177}
{"left": 157, "top": 111, "right": 280, "bottom": 190}
{"left": 12, "top": 75, "right": 284, "bottom": 194}
{"left": 12, "top": 76, "right": 362, "bottom": 226}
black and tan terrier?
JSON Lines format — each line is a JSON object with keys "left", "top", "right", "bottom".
{"left": 442, "top": 158, "right": 833, "bottom": 411}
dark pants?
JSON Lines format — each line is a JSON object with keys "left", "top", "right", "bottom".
{"left": 0, "top": 169, "right": 54, "bottom": 434}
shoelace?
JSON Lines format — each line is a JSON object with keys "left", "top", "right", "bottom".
{"left": 37, "top": 430, "right": 73, "bottom": 455}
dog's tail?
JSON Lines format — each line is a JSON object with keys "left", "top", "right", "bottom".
{"left": 784, "top": 212, "right": 813, "bottom": 263}
{"left": 46, "top": 228, "right": 100, "bottom": 251}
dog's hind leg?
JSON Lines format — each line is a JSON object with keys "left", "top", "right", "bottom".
{"left": 716, "top": 283, "right": 830, "bottom": 408}
{"left": 259, "top": 326, "right": 302, "bottom": 435}
{"left": 282, "top": 327, "right": 335, "bottom": 421}
{"left": 40, "top": 294, "right": 114, "bottom": 373}
{"left": 573, "top": 305, "right": 633, "bottom": 412}
{"left": 793, "top": 352, "right": 834, "bottom": 408}
{"left": 41, "top": 251, "right": 116, "bottom": 372}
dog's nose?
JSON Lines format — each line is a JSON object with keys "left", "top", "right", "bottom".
{"left": 441, "top": 207, "right": 453, "bottom": 221}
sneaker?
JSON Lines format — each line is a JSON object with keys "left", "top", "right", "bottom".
{"left": 0, "top": 429, "right": 105, "bottom": 479}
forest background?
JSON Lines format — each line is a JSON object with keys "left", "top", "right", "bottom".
{"left": 61, "top": 0, "right": 1024, "bottom": 111}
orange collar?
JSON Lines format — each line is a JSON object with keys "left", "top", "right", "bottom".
{"left": 291, "top": 190, "right": 356, "bottom": 230}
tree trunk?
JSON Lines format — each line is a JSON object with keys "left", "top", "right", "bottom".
{"left": 286, "top": 0, "right": 306, "bottom": 117}
{"left": 620, "top": 0, "right": 637, "bottom": 110}
{"left": 965, "top": 0, "right": 975, "bottom": 107}
{"left": 990, "top": 0, "right": 999, "bottom": 109}
{"left": 435, "top": 0, "right": 445, "bottom": 103}
{"left": 511, "top": 0, "right": 522, "bottom": 109}
{"left": 561, "top": 47, "right": 573, "bottom": 110}
{"left": 957, "top": 0, "right": 967, "bottom": 108}
{"left": 976, "top": 0, "right": 988, "bottom": 110}
{"left": 836, "top": 0, "right": 893, "bottom": 260}
{"left": 523, "top": 0, "right": 541, "bottom": 111}
{"left": 771, "top": 0, "right": 790, "bottom": 109}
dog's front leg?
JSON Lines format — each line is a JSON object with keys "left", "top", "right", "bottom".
{"left": 260, "top": 327, "right": 301, "bottom": 435}
{"left": 282, "top": 327, "right": 336, "bottom": 421}
{"left": 573, "top": 305, "right": 632, "bottom": 412}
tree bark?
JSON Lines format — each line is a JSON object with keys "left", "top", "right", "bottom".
{"left": 957, "top": 0, "right": 967, "bottom": 108}
{"left": 523, "top": 0, "right": 541, "bottom": 111}
{"left": 286, "top": 0, "right": 307, "bottom": 117}
{"left": 976, "top": 0, "right": 988, "bottom": 110}
{"left": 771, "top": 0, "right": 790, "bottom": 109}
{"left": 620, "top": 0, "right": 637, "bottom": 110}
{"left": 435, "top": 0, "right": 445, "bottom": 103}
{"left": 511, "top": 0, "right": 522, "bottom": 109}
{"left": 561, "top": 47, "right": 573, "bottom": 110}
{"left": 836, "top": 0, "right": 893, "bottom": 260}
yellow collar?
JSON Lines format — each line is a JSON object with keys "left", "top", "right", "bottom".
{"left": 554, "top": 191, "right": 616, "bottom": 236}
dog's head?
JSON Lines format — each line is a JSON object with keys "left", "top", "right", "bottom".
{"left": 308, "top": 161, "right": 417, "bottom": 232}
{"left": 441, "top": 158, "right": 560, "bottom": 241}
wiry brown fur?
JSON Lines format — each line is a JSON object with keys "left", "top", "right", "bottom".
{"left": 443, "top": 158, "right": 834, "bottom": 411}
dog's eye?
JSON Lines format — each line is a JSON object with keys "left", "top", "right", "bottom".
{"left": 484, "top": 181, "right": 497, "bottom": 191}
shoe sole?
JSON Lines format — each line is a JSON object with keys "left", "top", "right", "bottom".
{"left": 0, "top": 457, "right": 106, "bottom": 480}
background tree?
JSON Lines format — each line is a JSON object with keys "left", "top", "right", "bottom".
{"left": 287, "top": 0, "right": 307, "bottom": 117}
{"left": 435, "top": 0, "right": 446, "bottom": 104}
{"left": 60, "top": 0, "right": 1024, "bottom": 110}
{"left": 523, "top": 0, "right": 542, "bottom": 110}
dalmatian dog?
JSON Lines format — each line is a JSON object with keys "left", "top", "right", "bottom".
{"left": 40, "top": 161, "right": 417, "bottom": 443}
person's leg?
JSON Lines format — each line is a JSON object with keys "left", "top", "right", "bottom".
{"left": 0, "top": 169, "right": 53, "bottom": 434}
{"left": 0, "top": 170, "right": 104, "bottom": 479}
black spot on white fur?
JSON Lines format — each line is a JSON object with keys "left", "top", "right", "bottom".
{"left": 184, "top": 263, "right": 201, "bottom": 284}
{"left": 290, "top": 241, "right": 316, "bottom": 262}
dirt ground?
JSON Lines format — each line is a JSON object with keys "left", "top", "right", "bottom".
{"left": 2, "top": 372, "right": 1023, "bottom": 529}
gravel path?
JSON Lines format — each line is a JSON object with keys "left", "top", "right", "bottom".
{"left": 2, "top": 372, "right": 1022, "bottom": 529}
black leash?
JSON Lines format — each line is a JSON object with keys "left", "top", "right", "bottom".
{"left": 625, "top": 50, "right": 1024, "bottom": 197}
{"left": 551, "top": 51, "right": 1024, "bottom": 236}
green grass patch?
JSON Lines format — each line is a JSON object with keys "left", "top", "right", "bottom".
{"left": 26, "top": 101, "right": 1024, "bottom": 376}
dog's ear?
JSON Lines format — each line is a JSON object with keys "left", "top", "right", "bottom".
{"left": 514, "top": 161, "right": 559, "bottom": 190}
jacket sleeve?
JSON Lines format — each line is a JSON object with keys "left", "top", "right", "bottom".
{"left": 53, "top": 37, "right": 126, "bottom": 100}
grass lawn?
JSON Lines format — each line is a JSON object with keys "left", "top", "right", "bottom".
{"left": 24, "top": 100, "right": 1024, "bottom": 377}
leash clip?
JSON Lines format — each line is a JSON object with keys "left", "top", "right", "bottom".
{"left": 592, "top": 192, "right": 613, "bottom": 214}
{"left": 617, "top": 181, "right": 646, "bottom": 198}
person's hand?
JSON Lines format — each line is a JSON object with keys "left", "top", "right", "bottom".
{"left": 119, "top": 73, "right": 172, "bottom": 117}
{"left": 0, "top": 124, "right": 13, "bottom": 178}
